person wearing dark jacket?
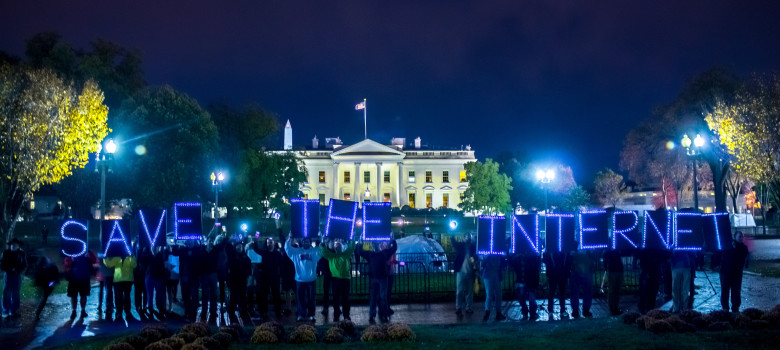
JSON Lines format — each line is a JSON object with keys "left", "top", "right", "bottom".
{"left": 200, "top": 236, "right": 224, "bottom": 322}
{"left": 65, "top": 250, "right": 97, "bottom": 320}
{"left": 34, "top": 256, "right": 59, "bottom": 319}
{"left": 670, "top": 250, "right": 695, "bottom": 313}
{"left": 255, "top": 234, "right": 284, "bottom": 317}
{"left": 145, "top": 246, "right": 169, "bottom": 317}
{"left": 570, "top": 249, "right": 596, "bottom": 318}
{"left": 543, "top": 250, "right": 572, "bottom": 318}
{"left": 454, "top": 234, "right": 477, "bottom": 316}
{"left": 227, "top": 241, "right": 251, "bottom": 318}
{"left": 357, "top": 239, "right": 397, "bottom": 323}
{"left": 511, "top": 253, "right": 541, "bottom": 320}
{"left": 1, "top": 238, "right": 27, "bottom": 317}
{"left": 175, "top": 240, "right": 201, "bottom": 321}
{"left": 637, "top": 249, "right": 668, "bottom": 314}
{"left": 603, "top": 248, "right": 624, "bottom": 315}
{"left": 720, "top": 231, "right": 749, "bottom": 312}
{"left": 317, "top": 255, "right": 333, "bottom": 315}
{"left": 134, "top": 243, "right": 150, "bottom": 316}
{"left": 480, "top": 254, "right": 505, "bottom": 321}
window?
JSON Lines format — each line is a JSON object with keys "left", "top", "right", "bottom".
{"left": 318, "top": 171, "right": 326, "bottom": 183}
{"left": 344, "top": 171, "right": 350, "bottom": 183}
{"left": 364, "top": 171, "right": 371, "bottom": 183}
{"left": 319, "top": 193, "right": 326, "bottom": 205}
{"left": 408, "top": 171, "right": 415, "bottom": 183}
{"left": 426, "top": 193, "right": 432, "bottom": 208}
{"left": 383, "top": 170, "right": 390, "bottom": 183}
{"left": 408, "top": 193, "right": 416, "bottom": 208}
{"left": 303, "top": 193, "right": 308, "bottom": 199}
{"left": 425, "top": 171, "right": 432, "bottom": 183}
{"left": 384, "top": 193, "right": 391, "bottom": 202}
{"left": 442, "top": 193, "right": 449, "bottom": 208}
{"left": 459, "top": 170, "right": 467, "bottom": 182}
{"left": 442, "top": 171, "right": 449, "bottom": 183}
{"left": 344, "top": 193, "right": 351, "bottom": 201}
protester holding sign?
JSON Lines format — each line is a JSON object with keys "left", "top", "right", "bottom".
{"left": 255, "top": 234, "right": 284, "bottom": 318}
{"left": 134, "top": 243, "right": 150, "bottom": 317}
{"left": 603, "top": 248, "right": 624, "bottom": 316}
{"left": 720, "top": 231, "right": 749, "bottom": 312}
{"left": 636, "top": 249, "right": 667, "bottom": 314}
{"left": 513, "top": 252, "right": 541, "bottom": 321}
{"left": 316, "top": 256, "right": 333, "bottom": 316}
{"left": 454, "top": 234, "right": 477, "bottom": 316}
{"left": 670, "top": 250, "right": 695, "bottom": 313}
{"left": 227, "top": 241, "right": 251, "bottom": 319}
{"left": 570, "top": 248, "right": 596, "bottom": 318}
{"left": 175, "top": 240, "right": 200, "bottom": 321}
{"left": 543, "top": 249, "right": 572, "bottom": 318}
{"left": 357, "top": 239, "right": 397, "bottom": 324}
{"left": 284, "top": 235, "right": 323, "bottom": 322}
{"left": 96, "top": 255, "right": 114, "bottom": 319}
{"left": 64, "top": 250, "right": 96, "bottom": 320}
{"left": 480, "top": 254, "right": 505, "bottom": 321}
{"left": 104, "top": 254, "right": 137, "bottom": 321}
{"left": 145, "top": 246, "right": 169, "bottom": 318}
{"left": 321, "top": 238, "right": 356, "bottom": 321}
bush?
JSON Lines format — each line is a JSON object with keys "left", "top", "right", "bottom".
{"left": 691, "top": 317, "right": 708, "bottom": 329}
{"left": 645, "top": 309, "right": 672, "bottom": 320}
{"left": 192, "top": 337, "right": 222, "bottom": 350}
{"left": 338, "top": 320, "right": 356, "bottom": 334}
{"left": 386, "top": 323, "right": 416, "bottom": 342}
{"left": 144, "top": 341, "right": 173, "bottom": 350}
{"left": 648, "top": 320, "right": 674, "bottom": 334}
{"left": 124, "top": 335, "right": 150, "bottom": 350}
{"left": 160, "top": 337, "right": 186, "bottom": 350}
{"left": 256, "top": 321, "right": 285, "bottom": 338}
{"left": 708, "top": 321, "right": 732, "bottom": 331}
{"left": 250, "top": 330, "right": 279, "bottom": 345}
{"left": 665, "top": 317, "right": 691, "bottom": 333}
{"left": 635, "top": 316, "right": 651, "bottom": 329}
{"left": 212, "top": 333, "right": 233, "bottom": 348}
{"left": 175, "top": 333, "right": 198, "bottom": 344}
{"left": 180, "top": 344, "right": 207, "bottom": 350}
{"left": 140, "top": 328, "right": 165, "bottom": 343}
{"left": 748, "top": 320, "right": 770, "bottom": 330}
{"left": 288, "top": 327, "right": 317, "bottom": 344}
{"left": 679, "top": 310, "right": 702, "bottom": 323}
{"left": 361, "top": 331, "right": 388, "bottom": 342}
{"left": 761, "top": 309, "right": 780, "bottom": 326}
{"left": 181, "top": 323, "right": 210, "bottom": 338}
{"left": 324, "top": 327, "right": 345, "bottom": 344}
{"left": 622, "top": 312, "right": 641, "bottom": 325}
{"left": 705, "top": 310, "right": 732, "bottom": 324}
{"left": 742, "top": 308, "right": 765, "bottom": 320}
{"left": 217, "top": 326, "right": 239, "bottom": 340}
{"left": 103, "top": 343, "right": 135, "bottom": 350}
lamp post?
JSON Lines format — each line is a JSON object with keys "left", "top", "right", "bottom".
{"left": 681, "top": 134, "right": 704, "bottom": 212}
{"left": 211, "top": 171, "right": 225, "bottom": 224}
{"left": 364, "top": 187, "right": 371, "bottom": 202}
{"left": 96, "top": 139, "right": 116, "bottom": 237}
{"left": 536, "top": 169, "right": 555, "bottom": 236}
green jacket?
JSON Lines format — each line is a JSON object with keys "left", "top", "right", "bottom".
{"left": 103, "top": 256, "right": 137, "bottom": 282}
{"left": 320, "top": 242, "right": 356, "bottom": 279}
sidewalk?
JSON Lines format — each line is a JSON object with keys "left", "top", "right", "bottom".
{"left": 1, "top": 270, "right": 778, "bottom": 350}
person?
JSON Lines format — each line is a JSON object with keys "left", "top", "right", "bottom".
{"left": 41, "top": 225, "right": 49, "bottom": 245}
{"left": 480, "top": 254, "right": 505, "bottom": 321}
{"left": 357, "top": 239, "right": 397, "bottom": 324}
{"left": 569, "top": 248, "right": 596, "bottom": 318}
{"left": 255, "top": 234, "right": 283, "bottom": 318}
{"left": 63, "top": 250, "right": 96, "bottom": 320}
{"left": 227, "top": 241, "right": 251, "bottom": 320}
{"left": 104, "top": 253, "right": 137, "bottom": 321}
{"left": 637, "top": 248, "right": 667, "bottom": 314}
{"left": 215, "top": 235, "right": 229, "bottom": 312}
{"left": 453, "top": 234, "right": 477, "bottom": 316}
{"left": 96, "top": 254, "right": 114, "bottom": 319}
{"left": 145, "top": 246, "right": 169, "bottom": 318}
{"left": 543, "top": 249, "right": 571, "bottom": 318}
{"left": 175, "top": 240, "right": 200, "bottom": 321}
{"left": 34, "top": 256, "right": 59, "bottom": 320}
{"left": 280, "top": 238, "right": 296, "bottom": 316}
{"left": 134, "top": 243, "right": 150, "bottom": 317}
{"left": 164, "top": 244, "right": 180, "bottom": 314}
{"left": 603, "top": 248, "right": 624, "bottom": 316}
{"left": 513, "top": 252, "right": 541, "bottom": 321}
{"left": 246, "top": 238, "right": 263, "bottom": 316}
{"left": 316, "top": 255, "right": 332, "bottom": 316}
{"left": 199, "top": 236, "right": 222, "bottom": 322}
{"left": 670, "top": 250, "right": 694, "bottom": 313}
{"left": 720, "top": 231, "right": 749, "bottom": 312}
{"left": 284, "top": 235, "right": 322, "bottom": 322}
{"left": 1, "top": 238, "right": 27, "bottom": 318}
{"left": 320, "top": 237, "right": 356, "bottom": 321}
{"left": 387, "top": 249, "right": 398, "bottom": 315}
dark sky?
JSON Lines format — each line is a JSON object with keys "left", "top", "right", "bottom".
{"left": 2, "top": 1, "right": 780, "bottom": 184}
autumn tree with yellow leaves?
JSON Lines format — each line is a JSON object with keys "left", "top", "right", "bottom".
{"left": 0, "top": 64, "right": 109, "bottom": 242}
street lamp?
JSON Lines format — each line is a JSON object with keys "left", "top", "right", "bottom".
{"left": 536, "top": 169, "right": 555, "bottom": 238}
{"left": 681, "top": 134, "right": 704, "bottom": 212}
{"left": 96, "top": 138, "right": 116, "bottom": 237}
{"left": 211, "top": 171, "right": 225, "bottom": 224}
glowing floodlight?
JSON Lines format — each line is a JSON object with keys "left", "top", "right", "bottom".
{"left": 694, "top": 134, "right": 705, "bottom": 148}
{"left": 105, "top": 139, "right": 117, "bottom": 154}
{"left": 241, "top": 223, "right": 248, "bottom": 232}
{"left": 449, "top": 220, "right": 458, "bottom": 230}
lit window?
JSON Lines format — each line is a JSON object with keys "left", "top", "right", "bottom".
{"left": 426, "top": 193, "right": 432, "bottom": 208}
{"left": 408, "top": 171, "right": 415, "bottom": 183}
{"left": 442, "top": 171, "right": 449, "bottom": 183}
{"left": 460, "top": 170, "right": 466, "bottom": 182}
{"left": 384, "top": 171, "right": 391, "bottom": 183}
{"left": 318, "top": 171, "right": 326, "bottom": 183}
{"left": 344, "top": 171, "right": 350, "bottom": 183}
{"left": 442, "top": 193, "right": 449, "bottom": 208}
{"left": 384, "top": 193, "right": 391, "bottom": 202}
{"left": 319, "top": 194, "right": 326, "bottom": 205}
{"left": 344, "top": 193, "right": 351, "bottom": 201}
{"left": 425, "top": 171, "right": 432, "bottom": 183}
{"left": 364, "top": 171, "right": 370, "bottom": 183}
{"left": 408, "top": 193, "right": 416, "bottom": 208}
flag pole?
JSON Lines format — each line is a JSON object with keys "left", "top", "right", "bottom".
{"left": 363, "top": 98, "right": 367, "bottom": 140}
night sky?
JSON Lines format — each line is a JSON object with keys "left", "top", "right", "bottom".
{"left": 2, "top": 1, "right": 780, "bottom": 184}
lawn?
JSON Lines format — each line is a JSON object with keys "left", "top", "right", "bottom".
{"left": 40, "top": 316, "right": 780, "bottom": 350}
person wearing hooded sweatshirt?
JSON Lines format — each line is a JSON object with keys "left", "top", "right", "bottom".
{"left": 284, "top": 235, "right": 322, "bottom": 322}
{"left": 720, "top": 231, "right": 749, "bottom": 312}
{"left": 227, "top": 241, "right": 251, "bottom": 319}
{"left": 357, "top": 239, "right": 397, "bottom": 324}
{"left": 255, "top": 234, "right": 283, "bottom": 317}
{"left": 320, "top": 238, "right": 356, "bottom": 321}
{"left": 145, "top": 245, "right": 169, "bottom": 318}
{"left": 63, "top": 250, "right": 97, "bottom": 320}
{"left": 104, "top": 254, "right": 137, "bottom": 321}
{"left": 1, "top": 238, "right": 27, "bottom": 318}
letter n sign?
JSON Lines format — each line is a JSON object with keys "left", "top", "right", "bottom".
{"left": 477, "top": 215, "right": 506, "bottom": 255}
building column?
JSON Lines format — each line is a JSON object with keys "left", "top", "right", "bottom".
{"left": 332, "top": 162, "right": 339, "bottom": 201}
{"left": 397, "top": 162, "right": 404, "bottom": 207}
{"left": 353, "top": 162, "right": 361, "bottom": 202}
{"left": 376, "top": 162, "right": 382, "bottom": 202}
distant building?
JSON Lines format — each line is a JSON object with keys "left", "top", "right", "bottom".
{"left": 274, "top": 121, "right": 476, "bottom": 209}
{"left": 621, "top": 187, "right": 747, "bottom": 214}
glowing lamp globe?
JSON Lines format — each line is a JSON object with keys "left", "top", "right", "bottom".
{"left": 449, "top": 220, "right": 458, "bottom": 230}
{"left": 545, "top": 169, "right": 555, "bottom": 180}
{"left": 681, "top": 134, "right": 691, "bottom": 148}
{"left": 240, "top": 223, "right": 248, "bottom": 232}
{"left": 217, "top": 172, "right": 225, "bottom": 181}
{"left": 535, "top": 170, "right": 545, "bottom": 181}
{"left": 694, "top": 134, "right": 705, "bottom": 148}
{"left": 105, "top": 139, "right": 117, "bottom": 154}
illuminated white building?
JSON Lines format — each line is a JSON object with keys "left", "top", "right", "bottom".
{"left": 278, "top": 122, "right": 476, "bottom": 209}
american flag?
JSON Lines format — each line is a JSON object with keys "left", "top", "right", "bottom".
{"left": 355, "top": 101, "right": 366, "bottom": 110}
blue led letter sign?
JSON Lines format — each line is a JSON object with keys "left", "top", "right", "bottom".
{"left": 138, "top": 208, "right": 167, "bottom": 249}
{"left": 174, "top": 202, "right": 202, "bottom": 240}
{"left": 611, "top": 211, "right": 640, "bottom": 250}
{"left": 477, "top": 215, "right": 507, "bottom": 256}
{"left": 674, "top": 212, "right": 703, "bottom": 251}
{"left": 290, "top": 199, "right": 320, "bottom": 238}
{"left": 102, "top": 220, "right": 132, "bottom": 257}
{"left": 362, "top": 202, "right": 392, "bottom": 241}
{"left": 702, "top": 212, "right": 732, "bottom": 251}
{"left": 60, "top": 220, "right": 88, "bottom": 258}
{"left": 324, "top": 199, "right": 358, "bottom": 240}
{"left": 643, "top": 209, "right": 672, "bottom": 250}
{"left": 578, "top": 210, "right": 609, "bottom": 250}
{"left": 545, "top": 214, "right": 575, "bottom": 253}
{"left": 511, "top": 214, "right": 539, "bottom": 254}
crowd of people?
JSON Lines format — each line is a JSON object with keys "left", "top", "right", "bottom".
{"left": 0, "top": 228, "right": 750, "bottom": 325}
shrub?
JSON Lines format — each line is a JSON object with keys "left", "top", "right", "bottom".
{"left": 180, "top": 344, "right": 207, "bottom": 350}
{"left": 288, "top": 327, "right": 317, "bottom": 344}
{"left": 212, "top": 333, "right": 233, "bottom": 348}
{"left": 338, "top": 320, "right": 356, "bottom": 334}
{"left": 708, "top": 321, "right": 732, "bottom": 331}
{"left": 217, "top": 326, "right": 239, "bottom": 340}
{"left": 140, "top": 328, "right": 165, "bottom": 343}
{"left": 645, "top": 309, "right": 671, "bottom": 320}
{"left": 361, "top": 331, "right": 388, "bottom": 342}
{"left": 761, "top": 309, "right": 780, "bottom": 326}
{"left": 706, "top": 310, "right": 732, "bottom": 324}
{"left": 648, "top": 320, "right": 674, "bottom": 334}
{"left": 103, "top": 343, "right": 135, "bottom": 350}
{"left": 665, "top": 317, "right": 690, "bottom": 332}
{"left": 679, "top": 310, "right": 702, "bottom": 323}
{"left": 160, "top": 337, "right": 186, "bottom": 350}
{"left": 192, "top": 337, "right": 222, "bottom": 350}
{"left": 256, "top": 321, "right": 285, "bottom": 338}
{"left": 748, "top": 320, "right": 770, "bottom": 330}
{"left": 295, "top": 324, "right": 317, "bottom": 334}
{"left": 250, "top": 330, "right": 279, "bottom": 345}
{"left": 691, "top": 317, "right": 708, "bottom": 329}
{"left": 742, "top": 308, "right": 765, "bottom": 320}
{"left": 175, "top": 333, "right": 198, "bottom": 344}
{"left": 386, "top": 323, "right": 416, "bottom": 342}
{"left": 735, "top": 314, "right": 752, "bottom": 329}
{"left": 622, "top": 312, "right": 641, "bottom": 325}
{"left": 144, "top": 341, "right": 173, "bottom": 350}
{"left": 124, "top": 335, "right": 150, "bottom": 350}
{"left": 364, "top": 325, "right": 385, "bottom": 334}
{"left": 324, "top": 327, "right": 345, "bottom": 344}
{"left": 181, "top": 323, "right": 210, "bottom": 338}
{"left": 635, "top": 316, "right": 651, "bottom": 329}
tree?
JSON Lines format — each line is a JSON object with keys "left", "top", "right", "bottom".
{"left": 113, "top": 86, "right": 218, "bottom": 208}
{"left": 230, "top": 151, "right": 307, "bottom": 218}
{"left": 459, "top": 159, "right": 512, "bottom": 215}
{"left": 0, "top": 65, "right": 109, "bottom": 242}
{"left": 559, "top": 186, "right": 591, "bottom": 212}
{"left": 593, "top": 168, "right": 627, "bottom": 208}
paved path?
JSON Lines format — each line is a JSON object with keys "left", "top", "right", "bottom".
{"left": 2, "top": 270, "right": 779, "bottom": 350}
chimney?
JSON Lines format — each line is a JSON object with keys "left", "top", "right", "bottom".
{"left": 312, "top": 135, "right": 319, "bottom": 149}
{"left": 283, "top": 120, "right": 293, "bottom": 150}
{"left": 414, "top": 137, "right": 421, "bottom": 149}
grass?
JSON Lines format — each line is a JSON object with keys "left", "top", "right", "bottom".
{"left": 39, "top": 317, "right": 780, "bottom": 350}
